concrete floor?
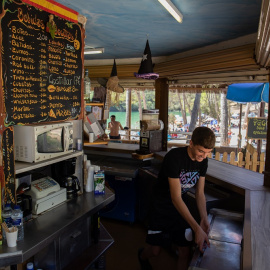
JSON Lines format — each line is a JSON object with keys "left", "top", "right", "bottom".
{"left": 100, "top": 218, "right": 178, "bottom": 270}
{"left": 100, "top": 218, "right": 146, "bottom": 270}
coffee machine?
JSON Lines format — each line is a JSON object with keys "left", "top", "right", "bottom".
{"left": 138, "top": 109, "right": 163, "bottom": 154}
{"left": 16, "top": 174, "right": 32, "bottom": 221}
{"left": 51, "top": 158, "right": 81, "bottom": 199}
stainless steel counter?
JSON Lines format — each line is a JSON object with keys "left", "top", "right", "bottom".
{"left": 0, "top": 188, "right": 115, "bottom": 267}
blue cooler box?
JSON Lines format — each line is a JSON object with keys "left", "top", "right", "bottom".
{"left": 99, "top": 163, "right": 139, "bottom": 223}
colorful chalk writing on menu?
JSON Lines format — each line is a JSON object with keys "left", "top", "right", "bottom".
{"left": 2, "top": 128, "right": 15, "bottom": 205}
{"left": 1, "top": 0, "right": 83, "bottom": 125}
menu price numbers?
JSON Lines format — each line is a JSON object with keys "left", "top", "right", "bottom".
{"left": 37, "top": 33, "right": 48, "bottom": 41}
{"left": 39, "top": 70, "right": 47, "bottom": 76}
{"left": 73, "top": 101, "right": 80, "bottom": 107}
{"left": 40, "top": 48, "right": 46, "bottom": 53}
{"left": 40, "top": 112, "right": 47, "bottom": 117}
{"left": 39, "top": 60, "right": 47, "bottom": 65}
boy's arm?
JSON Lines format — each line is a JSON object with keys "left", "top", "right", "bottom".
{"left": 168, "top": 177, "right": 210, "bottom": 252}
{"left": 195, "top": 176, "right": 210, "bottom": 234}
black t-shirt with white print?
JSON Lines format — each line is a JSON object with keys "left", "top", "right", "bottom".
{"left": 149, "top": 146, "right": 208, "bottom": 230}
{"left": 154, "top": 146, "right": 207, "bottom": 202}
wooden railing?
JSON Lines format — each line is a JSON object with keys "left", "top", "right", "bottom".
{"left": 208, "top": 143, "right": 265, "bottom": 173}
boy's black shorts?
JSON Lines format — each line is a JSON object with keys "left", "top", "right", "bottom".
{"left": 146, "top": 224, "right": 194, "bottom": 248}
{"left": 146, "top": 193, "right": 195, "bottom": 248}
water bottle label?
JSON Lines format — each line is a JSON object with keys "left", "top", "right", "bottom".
{"left": 3, "top": 217, "right": 12, "bottom": 225}
{"left": 12, "top": 218, "right": 22, "bottom": 226}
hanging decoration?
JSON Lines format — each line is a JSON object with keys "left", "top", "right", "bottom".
{"left": 106, "top": 59, "right": 124, "bottom": 93}
{"left": 134, "top": 40, "right": 159, "bottom": 80}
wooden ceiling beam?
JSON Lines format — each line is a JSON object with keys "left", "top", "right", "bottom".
{"left": 85, "top": 44, "right": 267, "bottom": 84}
{"left": 85, "top": 64, "right": 140, "bottom": 79}
{"left": 168, "top": 69, "right": 270, "bottom": 81}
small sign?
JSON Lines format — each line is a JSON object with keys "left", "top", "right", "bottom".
{"left": 247, "top": 117, "right": 267, "bottom": 139}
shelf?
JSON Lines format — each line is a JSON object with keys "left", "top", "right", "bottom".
{"left": 63, "top": 223, "right": 114, "bottom": 270}
{"left": 84, "top": 140, "right": 108, "bottom": 146}
{"left": 85, "top": 103, "right": 104, "bottom": 107}
{"left": 15, "top": 151, "right": 83, "bottom": 174}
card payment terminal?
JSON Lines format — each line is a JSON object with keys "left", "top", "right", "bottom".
{"left": 29, "top": 176, "right": 60, "bottom": 199}
{"left": 26, "top": 176, "right": 67, "bottom": 215}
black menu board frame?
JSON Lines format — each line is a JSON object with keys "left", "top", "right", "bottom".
{"left": 1, "top": 0, "right": 84, "bottom": 126}
{"left": 2, "top": 127, "right": 16, "bottom": 205}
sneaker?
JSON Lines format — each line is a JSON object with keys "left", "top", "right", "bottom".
{"left": 138, "top": 248, "right": 152, "bottom": 270}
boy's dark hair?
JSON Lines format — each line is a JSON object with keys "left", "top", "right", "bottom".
{"left": 111, "top": 115, "right": 116, "bottom": 118}
{"left": 191, "top": 127, "right": 215, "bottom": 149}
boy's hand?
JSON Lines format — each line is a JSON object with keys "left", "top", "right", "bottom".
{"left": 200, "top": 217, "right": 210, "bottom": 235}
{"left": 195, "top": 226, "right": 210, "bottom": 253}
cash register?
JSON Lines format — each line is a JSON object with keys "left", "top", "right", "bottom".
{"left": 26, "top": 176, "right": 67, "bottom": 215}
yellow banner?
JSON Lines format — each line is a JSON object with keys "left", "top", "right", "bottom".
{"left": 22, "top": 0, "right": 78, "bottom": 22}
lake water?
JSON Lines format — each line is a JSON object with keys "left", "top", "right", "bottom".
{"left": 108, "top": 111, "right": 183, "bottom": 129}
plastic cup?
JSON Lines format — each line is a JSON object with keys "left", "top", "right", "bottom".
{"left": 89, "top": 133, "right": 94, "bottom": 143}
{"left": 6, "top": 227, "right": 18, "bottom": 247}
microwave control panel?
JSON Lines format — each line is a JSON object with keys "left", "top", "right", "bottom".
{"left": 66, "top": 124, "right": 73, "bottom": 150}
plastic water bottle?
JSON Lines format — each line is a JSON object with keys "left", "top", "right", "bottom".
{"left": 84, "top": 69, "right": 91, "bottom": 102}
{"left": 11, "top": 205, "right": 24, "bottom": 241}
{"left": 26, "top": 262, "right": 34, "bottom": 270}
{"left": 1, "top": 203, "right": 12, "bottom": 239}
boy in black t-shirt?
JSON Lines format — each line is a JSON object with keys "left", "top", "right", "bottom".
{"left": 138, "top": 127, "right": 215, "bottom": 270}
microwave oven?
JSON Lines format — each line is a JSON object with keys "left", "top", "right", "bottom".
{"left": 14, "top": 122, "right": 74, "bottom": 163}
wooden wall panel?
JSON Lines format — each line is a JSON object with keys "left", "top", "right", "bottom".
{"left": 155, "top": 44, "right": 258, "bottom": 77}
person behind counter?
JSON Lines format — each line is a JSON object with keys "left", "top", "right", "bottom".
{"left": 138, "top": 126, "right": 215, "bottom": 270}
{"left": 108, "top": 115, "right": 124, "bottom": 139}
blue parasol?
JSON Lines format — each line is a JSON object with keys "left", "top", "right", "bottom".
{"left": 226, "top": 82, "right": 269, "bottom": 150}
{"left": 227, "top": 83, "right": 269, "bottom": 103}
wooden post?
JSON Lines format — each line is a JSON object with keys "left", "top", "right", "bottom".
{"left": 222, "top": 152, "right": 228, "bottom": 163}
{"left": 238, "top": 104, "right": 242, "bottom": 149}
{"left": 257, "top": 102, "right": 265, "bottom": 155}
{"left": 264, "top": 85, "right": 270, "bottom": 186}
{"left": 155, "top": 78, "right": 168, "bottom": 151}
{"left": 238, "top": 152, "right": 244, "bottom": 167}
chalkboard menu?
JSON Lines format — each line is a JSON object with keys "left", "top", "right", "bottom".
{"left": 2, "top": 128, "right": 15, "bottom": 205}
{"left": 247, "top": 117, "right": 267, "bottom": 139}
{"left": 1, "top": 0, "right": 83, "bottom": 125}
